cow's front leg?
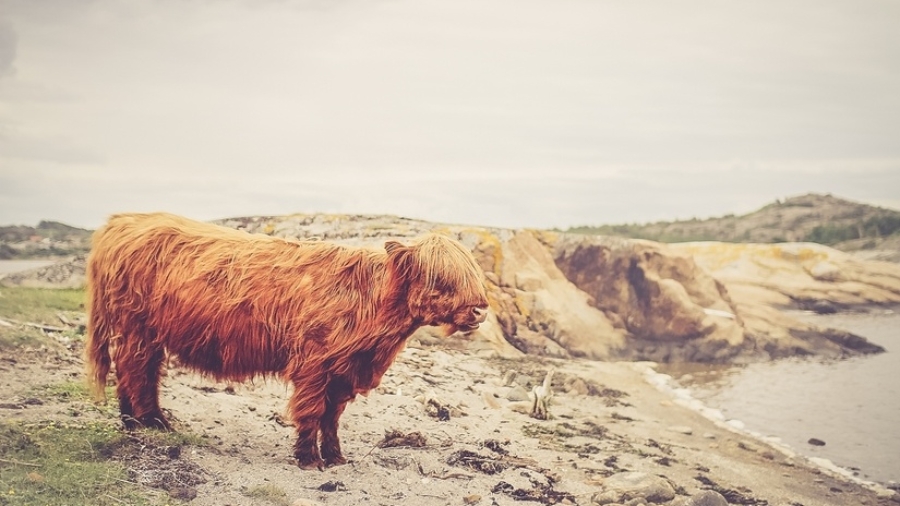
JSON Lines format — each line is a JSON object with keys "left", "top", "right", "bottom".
{"left": 320, "top": 379, "right": 354, "bottom": 467}
{"left": 288, "top": 372, "right": 327, "bottom": 470}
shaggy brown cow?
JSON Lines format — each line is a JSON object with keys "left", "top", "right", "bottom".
{"left": 85, "top": 212, "right": 489, "bottom": 470}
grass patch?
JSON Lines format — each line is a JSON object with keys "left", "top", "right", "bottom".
{"left": 0, "top": 287, "right": 85, "bottom": 323}
{"left": 0, "top": 420, "right": 166, "bottom": 506}
{"left": 243, "top": 483, "right": 290, "bottom": 506}
{"left": 32, "top": 381, "right": 123, "bottom": 419}
{"left": 0, "top": 287, "right": 86, "bottom": 351}
{"left": 40, "top": 381, "right": 95, "bottom": 403}
{"left": 0, "top": 326, "right": 58, "bottom": 351}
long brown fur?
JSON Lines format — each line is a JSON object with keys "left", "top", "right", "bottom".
{"left": 85, "top": 212, "right": 488, "bottom": 470}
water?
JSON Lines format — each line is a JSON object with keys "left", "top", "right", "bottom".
{"left": 0, "top": 260, "right": 57, "bottom": 276}
{"left": 661, "top": 310, "right": 900, "bottom": 486}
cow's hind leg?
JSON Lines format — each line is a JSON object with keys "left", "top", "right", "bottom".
{"left": 115, "top": 340, "right": 170, "bottom": 430}
{"left": 320, "top": 379, "right": 353, "bottom": 467}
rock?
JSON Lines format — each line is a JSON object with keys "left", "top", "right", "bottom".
{"left": 810, "top": 300, "right": 838, "bottom": 314}
{"left": 373, "top": 454, "right": 416, "bottom": 471}
{"left": 552, "top": 237, "right": 745, "bottom": 362}
{"left": 808, "top": 438, "right": 826, "bottom": 446}
{"left": 506, "top": 385, "right": 530, "bottom": 402}
{"left": 684, "top": 490, "right": 729, "bottom": 506}
{"left": 463, "top": 494, "right": 481, "bottom": 505}
{"left": 565, "top": 377, "right": 590, "bottom": 395}
{"left": 591, "top": 472, "right": 676, "bottom": 504}
{"left": 808, "top": 261, "right": 842, "bottom": 282}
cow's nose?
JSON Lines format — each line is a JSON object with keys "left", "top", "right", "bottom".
{"left": 473, "top": 307, "right": 487, "bottom": 319}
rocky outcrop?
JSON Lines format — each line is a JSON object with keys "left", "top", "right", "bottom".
{"left": 666, "top": 241, "right": 900, "bottom": 359}
{"left": 0, "top": 255, "right": 86, "bottom": 288}
{"left": 475, "top": 230, "right": 625, "bottom": 359}
{"left": 5, "top": 213, "right": 898, "bottom": 363}
{"left": 547, "top": 234, "right": 745, "bottom": 362}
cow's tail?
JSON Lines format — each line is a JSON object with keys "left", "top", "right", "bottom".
{"left": 84, "top": 250, "right": 112, "bottom": 403}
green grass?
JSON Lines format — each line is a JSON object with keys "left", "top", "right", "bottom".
{"left": 0, "top": 420, "right": 168, "bottom": 506}
{"left": 0, "top": 418, "right": 206, "bottom": 506}
{"left": 0, "top": 287, "right": 86, "bottom": 351}
{"left": 40, "top": 381, "right": 96, "bottom": 403}
{"left": 33, "top": 381, "right": 124, "bottom": 420}
{"left": 0, "top": 287, "right": 85, "bottom": 323}
{"left": 0, "top": 285, "right": 205, "bottom": 505}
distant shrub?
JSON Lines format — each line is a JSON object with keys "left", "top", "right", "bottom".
{"left": 806, "top": 225, "right": 859, "bottom": 245}
{"left": 865, "top": 215, "right": 900, "bottom": 237}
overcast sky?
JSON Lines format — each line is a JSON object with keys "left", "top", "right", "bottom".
{"left": 1, "top": 0, "right": 899, "bottom": 230}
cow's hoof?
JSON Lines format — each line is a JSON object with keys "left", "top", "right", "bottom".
{"left": 324, "top": 454, "right": 348, "bottom": 467}
{"left": 140, "top": 413, "right": 172, "bottom": 431}
{"left": 297, "top": 457, "right": 326, "bottom": 471}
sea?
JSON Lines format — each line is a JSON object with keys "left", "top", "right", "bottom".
{"left": 0, "top": 259, "right": 56, "bottom": 276}
{"left": 659, "top": 309, "right": 900, "bottom": 487}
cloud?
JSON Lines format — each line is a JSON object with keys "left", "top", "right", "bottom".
{"left": 0, "top": 20, "right": 16, "bottom": 78}
{"left": 1, "top": 0, "right": 899, "bottom": 229}
{"left": 0, "top": 127, "right": 106, "bottom": 165}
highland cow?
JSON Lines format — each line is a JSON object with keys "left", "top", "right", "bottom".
{"left": 85, "top": 212, "right": 489, "bottom": 470}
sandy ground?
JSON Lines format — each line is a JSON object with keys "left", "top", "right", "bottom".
{"left": 2, "top": 337, "right": 898, "bottom": 506}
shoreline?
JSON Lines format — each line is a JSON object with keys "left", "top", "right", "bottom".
{"left": 639, "top": 361, "right": 897, "bottom": 497}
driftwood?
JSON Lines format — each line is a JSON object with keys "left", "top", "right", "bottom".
{"left": 0, "top": 317, "right": 68, "bottom": 333}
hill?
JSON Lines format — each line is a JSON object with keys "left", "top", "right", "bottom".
{"left": 0, "top": 221, "right": 93, "bottom": 259}
{"left": 566, "top": 193, "right": 900, "bottom": 255}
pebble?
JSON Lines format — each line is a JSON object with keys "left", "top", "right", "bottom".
{"left": 683, "top": 490, "right": 728, "bottom": 506}
{"left": 591, "top": 472, "right": 676, "bottom": 504}
{"left": 566, "top": 378, "right": 590, "bottom": 396}
{"left": 668, "top": 425, "right": 693, "bottom": 435}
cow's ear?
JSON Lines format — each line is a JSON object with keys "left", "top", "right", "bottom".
{"left": 385, "top": 241, "right": 406, "bottom": 255}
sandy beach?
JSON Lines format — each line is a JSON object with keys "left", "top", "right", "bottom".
{"left": 3, "top": 336, "right": 897, "bottom": 506}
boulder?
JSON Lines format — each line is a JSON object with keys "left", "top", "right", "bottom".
{"left": 591, "top": 471, "right": 676, "bottom": 504}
